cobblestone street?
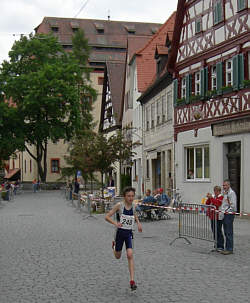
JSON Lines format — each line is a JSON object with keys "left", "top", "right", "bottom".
{"left": 0, "top": 191, "right": 250, "bottom": 303}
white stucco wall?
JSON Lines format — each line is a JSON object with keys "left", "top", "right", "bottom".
{"left": 175, "top": 126, "right": 250, "bottom": 213}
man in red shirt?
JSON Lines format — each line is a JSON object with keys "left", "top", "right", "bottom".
{"left": 206, "top": 186, "right": 224, "bottom": 251}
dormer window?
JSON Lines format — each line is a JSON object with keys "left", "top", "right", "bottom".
{"left": 71, "top": 22, "right": 79, "bottom": 33}
{"left": 49, "top": 20, "right": 59, "bottom": 33}
{"left": 151, "top": 26, "right": 159, "bottom": 34}
{"left": 124, "top": 25, "right": 136, "bottom": 34}
{"left": 94, "top": 22, "right": 104, "bottom": 34}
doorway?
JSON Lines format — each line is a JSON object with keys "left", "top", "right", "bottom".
{"left": 226, "top": 142, "right": 241, "bottom": 212}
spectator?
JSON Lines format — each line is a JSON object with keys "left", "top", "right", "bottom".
{"left": 187, "top": 169, "right": 194, "bottom": 179}
{"left": 156, "top": 188, "right": 170, "bottom": 219}
{"left": 206, "top": 186, "right": 224, "bottom": 252}
{"left": 136, "top": 189, "right": 156, "bottom": 219}
{"left": 157, "top": 188, "right": 170, "bottom": 206}
{"left": 107, "top": 175, "right": 115, "bottom": 187}
{"left": 74, "top": 178, "right": 80, "bottom": 194}
{"left": 220, "top": 180, "right": 237, "bottom": 255}
{"left": 32, "top": 179, "right": 37, "bottom": 193}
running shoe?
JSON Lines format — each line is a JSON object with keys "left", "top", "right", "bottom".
{"left": 130, "top": 281, "right": 137, "bottom": 291}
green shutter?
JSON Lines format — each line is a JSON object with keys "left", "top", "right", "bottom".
{"left": 185, "top": 74, "right": 191, "bottom": 104}
{"left": 216, "top": 62, "right": 223, "bottom": 95}
{"left": 201, "top": 67, "right": 208, "bottom": 99}
{"left": 238, "top": 0, "right": 246, "bottom": 11}
{"left": 233, "top": 55, "right": 239, "bottom": 91}
{"left": 213, "top": 5, "right": 218, "bottom": 24}
{"left": 173, "top": 79, "right": 178, "bottom": 107}
{"left": 238, "top": 53, "right": 244, "bottom": 89}
{"left": 217, "top": 1, "right": 222, "bottom": 23}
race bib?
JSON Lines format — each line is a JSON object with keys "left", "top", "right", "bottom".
{"left": 120, "top": 214, "right": 135, "bottom": 230}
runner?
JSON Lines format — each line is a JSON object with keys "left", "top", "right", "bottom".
{"left": 105, "top": 187, "right": 142, "bottom": 291}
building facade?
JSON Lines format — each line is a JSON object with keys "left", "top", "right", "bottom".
{"left": 6, "top": 18, "right": 161, "bottom": 183}
{"left": 168, "top": 0, "right": 250, "bottom": 213}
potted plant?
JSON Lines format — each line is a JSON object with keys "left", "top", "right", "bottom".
{"left": 176, "top": 97, "right": 186, "bottom": 106}
{"left": 221, "top": 85, "right": 233, "bottom": 95}
{"left": 243, "top": 79, "right": 250, "bottom": 88}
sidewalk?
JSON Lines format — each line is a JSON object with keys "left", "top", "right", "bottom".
{"left": 0, "top": 191, "right": 249, "bottom": 303}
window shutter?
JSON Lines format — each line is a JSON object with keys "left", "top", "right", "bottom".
{"left": 238, "top": 53, "right": 244, "bottom": 89}
{"left": 173, "top": 79, "right": 178, "bottom": 107}
{"left": 216, "top": 62, "right": 223, "bottom": 94}
{"left": 185, "top": 74, "right": 191, "bottom": 104}
{"left": 201, "top": 67, "right": 208, "bottom": 99}
{"left": 217, "top": 1, "right": 222, "bottom": 22}
{"left": 232, "top": 55, "right": 239, "bottom": 91}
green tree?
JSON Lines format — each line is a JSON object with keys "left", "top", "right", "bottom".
{"left": 0, "top": 31, "right": 96, "bottom": 182}
{"left": 0, "top": 101, "right": 24, "bottom": 169}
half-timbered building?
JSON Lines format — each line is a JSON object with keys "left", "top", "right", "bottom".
{"left": 168, "top": 0, "right": 250, "bottom": 213}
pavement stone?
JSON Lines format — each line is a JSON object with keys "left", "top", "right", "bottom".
{"left": 0, "top": 190, "right": 250, "bottom": 303}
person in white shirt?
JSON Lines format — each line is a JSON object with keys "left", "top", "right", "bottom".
{"left": 220, "top": 180, "right": 237, "bottom": 255}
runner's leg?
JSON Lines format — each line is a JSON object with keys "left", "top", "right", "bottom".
{"left": 126, "top": 248, "right": 134, "bottom": 281}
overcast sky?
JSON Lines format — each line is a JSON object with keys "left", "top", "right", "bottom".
{"left": 0, "top": 0, "right": 178, "bottom": 63}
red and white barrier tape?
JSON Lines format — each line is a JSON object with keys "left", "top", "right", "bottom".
{"left": 136, "top": 202, "right": 250, "bottom": 217}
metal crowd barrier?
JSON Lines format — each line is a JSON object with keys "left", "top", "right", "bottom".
{"left": 170, "top": 203, "right": 217, "bottom": 248}
{"left": 81, "top": 194, "right": 97, "bottom": 220}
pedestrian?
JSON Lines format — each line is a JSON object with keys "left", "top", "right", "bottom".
{"left": 105, "top": 187, "right": 142, "bottom": 291}
{"left": 206, "top": 186, "right": 224, "bottom": 252}
{"left": 220, "top": 180, "right": 237, "bottom": 255}
{"left": 32, "top": 179, "right": 37, "bottom": 193}
{"left": 74, "top": 177, "right": 80, "bottom": 194}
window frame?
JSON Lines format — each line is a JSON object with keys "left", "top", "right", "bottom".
{"left": 181, "top": 77, "right": 186, "bottom": 98}
{"left": 226, "top": 59, "right": 233, "bottom": 86}
{"left": 213, "top": 0, "right": 224, "bottom": 26}
{"left": 237, "top": 0, "right": 247, "bottom": 11}
{"left": 195, "top": 71, "right": 201, "bottom": 95}
{"left": 195, "top": 17, "right": 202, "bottom": 34}
{"left": 51, "top": 158, "right": 60, "bottom": 174}
{"left": 185, "top": 145, "right": 210, "bottom": 182}
{"left": 211, "top": 65, "right": 217, "bottom": 91}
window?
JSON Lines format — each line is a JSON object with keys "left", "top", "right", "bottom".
{"left": 226, "top": 59, "right": 233, "bottom": 86}
{"left": 151, "top": 103, "right": 155, "bottom": 128}
{"left": 195, "top": 71, "right": 201, "bottom": 95}
{"left": 212, "top": 65, "right": 217, "bottom": 90}
{"left": 51, "top": 159, "right": 60, "bottom": 173}
{"left": 98, "top": 77, "right": 104, "bottom": 85}
{"left": 24, "top": 160, "right": 26, "bottom": 174}
{"left": 134, "top": 160, "right": 137, "bottom": 180}
{"left": 238, "top": 0, "right": 246, "bottom": 11}
{"left": 213, "top": 0, "right": 223, "bottom": 25}
{"left": 162, "top": 95, "right": 166, "bottom": 122}
{"left": 195, "top": 18, "right": 202, "bottom": 34}
{"left": 146, "top": 106, "right": 150, "bottom": 131}
{"left": 156, "top": 100, "right": 161, "bottom": 125}
{"left": 51, "top": 26, "right": 59, "bottom": 33}
{"left": 186, "top": 145, "right": 210, "bottom": 181}
{"left": 146, "top": 159, "right": 150, "bottom": 179}
{"left": 181, "top": 77, "right": 186, "bottom": 98}
{"left": 30, "top": 160, "right": 32, "bottom": 173}
{"left": 167, "top": 92, "right": 172, "bottom": 120}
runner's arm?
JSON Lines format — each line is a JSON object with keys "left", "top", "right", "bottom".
{"left": 105, "top": 203, "right": 122, "bottom": 228}
{"left": 134, "top": 213, "right": 142, "bottom": 233}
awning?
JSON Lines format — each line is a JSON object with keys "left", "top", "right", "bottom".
{"left": 4, "top": 168, "right": 20, "bottom": 179}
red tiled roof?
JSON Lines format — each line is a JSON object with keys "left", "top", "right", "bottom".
{"left": 134, "top": 12, "right": 176, "bottom": 93}
{"left": 35, "top": 17, "right": 162, "bottom": 65}
{"left": 127, "top": 36, "right": 152, "bottom": 62}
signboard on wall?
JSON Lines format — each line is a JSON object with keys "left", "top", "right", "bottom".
{"left": 212, "top": 116, "right": 250, "bottom": 136}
